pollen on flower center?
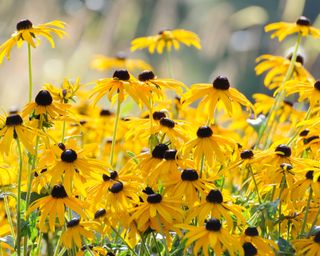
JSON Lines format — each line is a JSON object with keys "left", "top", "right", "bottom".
{"left": 242, "top": 242, "right": 258, "bottom": 256}
{"left": 94, "top": 208, "right": 106, "bottom": 219}
{"left": 296, "top": 16, "right": 311, "bottom": 26}
{"left": 197, "top": 126, "right": 213, "bottom": 138}
{"left": 153, "top": 111, "right": 166, "bottom": 120}
{"left": 152, "top": 144, "right": 169, "bottom": 159}
{"left": 164, "top": 149, "right": 177, "bottom": 160}
{"left": 314, "top": 81, "right": 320, "bottom": 91}
{"left": 160, "top": 117, "right": 175, "bottom": 128}
{"left": 113, "top": 69, "right": 130, "bottom": 81}
{"left": 212, "top": 76, "right": 230, "bottom": 90}
{"left": 61, "top": 149, "right": 78, "bottom": 163}
{"left": 206, "top": 189, "right": 223, "bottom": 203}
{"left": 275, "top": 144, "right": 291, "bottom": 157}
{"left": 314, "top": 232, "right": 320, "bottom": 243}
{"left": 306, "top": 170, "right": 314, "bottom": 180}
{"left": 5, "top": 114, "right": 23, "bottom": 126}
{"left": 240, "top": 150, "right": 254, "bottom": 159}
{"left": 147, "top": 193, "right": 162, "bottom": 203}
{"left": 205, "top": 218, "right": 222, "bottom": 231}
{"left": 35, "top": 90, "right": 53, "bottom": 106}
{"left": 109, "top": 182, "right": 123, "bottom": 193}
{"left": 16, "top": 19, "right": 33, "bottom": 31}
{"left": 245, "top": 227, "right": 259, "bottom": 236}
{"left": 181, "top": 169, "right": 199, "bottom": 181}
{"left": 51, "top": 184, "right": 68, "bottom": 198}
{"left": 66, "top": 218, "right": 80, "bottom": 228}
{"left": 138, "top": 70, "right": 155, "bottom": 81}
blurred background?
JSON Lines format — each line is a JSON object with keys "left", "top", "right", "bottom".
{"left": 0, "top": 0, "right": 319, "bottom": 110}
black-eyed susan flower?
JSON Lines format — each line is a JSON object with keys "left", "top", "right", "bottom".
{"left": 265, "top": 16, "right": 320, "bottom": 41}
{"left": 183, "top": 125, "right": 236, "bottom": 167}
{"left": 130, "top": 189, "right": 184, "bottom": 233}
{"left": 91, "top": 52, "right": 152, "bottom": 72}
{"left": 28, "top": 184, "right": 85, "bottom": 232}
{"left": 0, "top": 113, "right": 38, "bottom": 154}
{"left": 0, "top": 19, "right": 66, "bottom": 63}
{"left": 292, "top": 231, "right": 320, "bottom": 255}
{"left": 182, "top": 75, "right": 253, "bottom": 119}
{"left": 186, "top": 189, "right": 245, "bottom": 228}
{"left": 22, "top": 90, "right": 70, "bottom": 120}
{"left": 61, "top": 218, "right": 95, "bottom": 249}
{"left": 255, "top": 54, "right": 312, "bottom": 90}
{"left": 177, "top": 218, "right": 243, "bottom": 256}
{"left": 131, "top": 29, "right": 201, "bottom": 54}
{"left": 44, "top": 78, "right": 81, "bottom": 103}
{"left": 240, "top": 227, "right": 278, "bottom": 255}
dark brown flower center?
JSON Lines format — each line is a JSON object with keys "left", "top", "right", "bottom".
{"left": 67, "top": 218, "right": 80, "bottom": 228}
{"left": 35, "top": 90, "right": 53, "bottom": 106}
{"left": 81, "top": 244, "right": 94, "bottom": 251}
{"left": 213, "top": 76, "right": 230, "bottom": 90}
{"left": 51, "top": 184, "right": 68, "bottom": 198}
{"left": 143, "top": 186, "right": 155, "bottom": 195}
{"left": 240, "top": 150, "right": 254, "bottom": 159}
{"left": 197, "top": 126, "right": 213, "bottom": 138}
{"left": 206, "top": 189, "right": 223, "bottom": 203}
{"left": 164, "top": 149, "right": 177, "bottom": 160}
{"left": 304, "top": 135, "right": 319, "bottom": 144}
{"left": 245, "top": 227, "right": 259, "bottom": 236}
{"left": 152, "top": 144, "right": 169, "bottom": 159}
{"left": 314, "top": 232, "right": 320, "bottom": 243}
{"left": 288, "top": 54, "right": 304, "bottom": 65}
{"left": 109, "top": 182, "right": 123, "bottom": 193}
{"left": 5, "top": 114, "right": 23, "bottom": 126}
{"left": 243, "top": 242, "right": 258, "bottom": 256}
{"left": 280, "top": 163, "right": 293, "bottom": 171}
{"left": 314, "top": 81, "right": 320, "bottom": 91}
{"left": 100, "top": 109, "right": 113, "bottom": 116}
{"left": 94, "top": 208, "right": 106, "bottom": 219}
{"left": 113, "top": 69, "right": 130, "bottom": 81}
{"left": 160, "top": 117, "right": 175, "bottom": 128}
{"left": 205, "top": 218, "right": 221, "bottom": 231}
{"left": 147, "top": 193, "right": 162, "bottom": 203}
{"left": 275, "top": 144, "right": 291, "bottom": 157}
{"left": 306, "top": 170, "right": 314, "bottom": 180}
{"left": 153, "top": 111, "right": 166, "bottom": 120}
{"left": 296, "top": 16, "right": 311, "bottom": 26}
{"left": 299, "top": 129, "right": 309, "bottom": 137}
{"left": 138, "top": 70, "right": 155, "bottom": 81}
{"left": 58, "top": 143, "right": 66, "bottom": 151}
{"left": 181, "top": 169, "right": 199, "bottom": 181}
{"left": 61, "top": 149, "right": 78, "bottom": 163}
{"left": 16, "top": 19, "right": 33, "bottom": 31}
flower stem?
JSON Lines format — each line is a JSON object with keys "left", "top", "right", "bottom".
{"left": 110, "top": 226, "right": 138, "bottom": 256}
{"left": 278, "top": 175, "right": 286, "bottom": 239}
{"left": 308, "top": 205, "right": 320, "bottom": 237}
{"left": 199, "top": 154, "right": 205, "bottom": 178}
{"left": 27, "top": 44, "right": 33, "bottom": 103}
{"left": 152, "top": 232, "right": 162, "bottom": 256}
{"left": 256, "top": 33, "right": 302, "bottom": 149}
{"left": 4, "top": 195, "right": 15, "bottom": 239}
{"left": 300, "top": 187, "right": 313, "bottom": 237}
{"left": 165, "top": 51, "right": 174, "bottom": 78}
{"left": 16, "top": 137, "right": 23, "bottom": 256}
{"left": 110, "top": 97, "right": 121, "bottom": 167}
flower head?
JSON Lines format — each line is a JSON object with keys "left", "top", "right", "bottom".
{"left": 131, "top": 29, "right": 201, "bottom": 54}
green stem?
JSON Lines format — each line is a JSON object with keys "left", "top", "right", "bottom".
{"left": 140, "top": 233, "right": 151, "bottom": 256}
{"left": 61, "top": 120, "right": 66, "bottom": 143}
{"left": 247, "top": 164, "right": 262, "bottom": 204}
{"left": 110, "top": 97, "right": 121, "bottom": 166}
{"left": 255, "top": 33, "right": 302, "bottom": 149}
{"left": 152, "top": 232, "right": 162, "bottom": 256}
{"left": 16, "top": 137, "right": 23, "bottom": 256}
{"left": 28, "top": 44, "right": 33, "bottom": 103}
{"left": 300, "top": 187, "right": 313, "bottom": 237}
{"left": 156, "top": 214, "right": 169, "bottom": 255}
{"left": 165, "top": 51, "right": 174, "bottom": 78}
{"left": 199, "top": 154, "right": 205, "bottom": 178}
{"left": 278, "top": 175, "right": 286, "bottom": 238}
{"left": 3, "top": 195, "right": 15, "bottom": 239}
{"left": 308, "top": 205, "right": 320, "bottom": 237}
{"left": 110, "top": 226, "right": 138, "bottom": 256}
{"left": 52, "top": 232, "right": 62, "bottom": 256}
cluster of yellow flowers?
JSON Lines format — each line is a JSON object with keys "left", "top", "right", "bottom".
{"left": 0, "top": 16, "right": 320, "bottom": 256}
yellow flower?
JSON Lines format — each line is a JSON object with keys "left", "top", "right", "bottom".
{"left": 22, "top": 90, "right": 70, "bottom": 120}
{"left": 0, "top": 19, "right": 66, "bottom": 63}
{"left": 265, "top": 16, "right": 320, "bottom": 41}
{"left": 61, "top": 218, "right": 95, "bottom": 249}
{"left": 292, "top": 231, "right": 320, "bottom": 255}
{"left": 177, "top": 218, "right": 243, "bottom": 256}
{"left": 91, "top": 52, "right": 152, "bottom": 72}
{"left": 183, "top": 125, "right": 236, "bottom": 167}
{"left": 131, "top": 29, "right": 201, "bottom": 54}
{"left": 182, "top": 76, "right": 253, "bottom": 119}
{"left": 28, "top": 184, "right": 85, "bottom": 232}
{"left": 255, "top": 54, "right": 312, "bottom": 90}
